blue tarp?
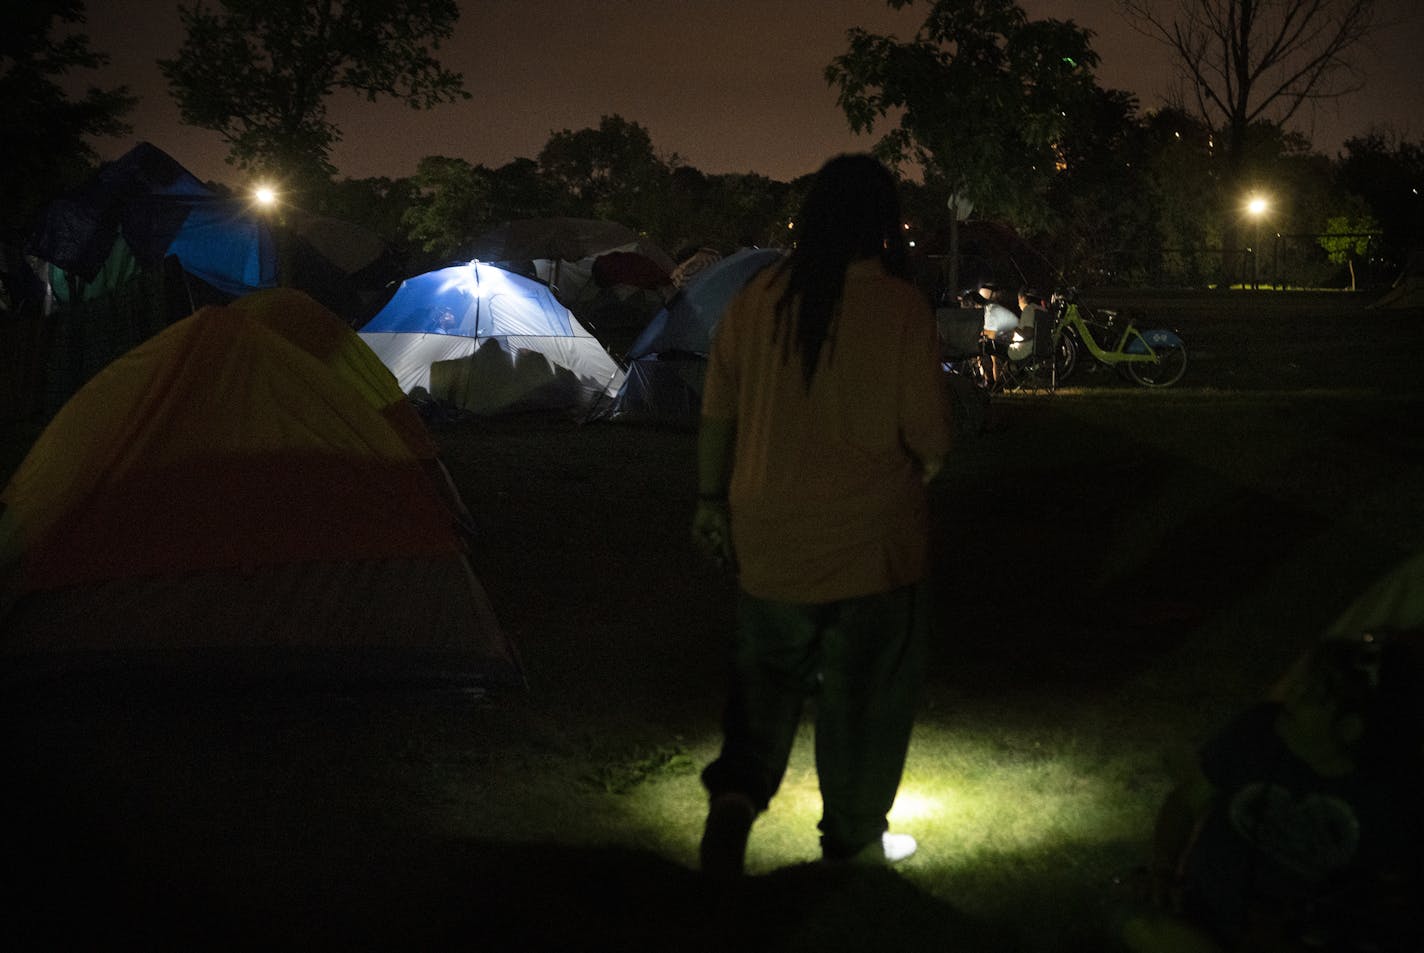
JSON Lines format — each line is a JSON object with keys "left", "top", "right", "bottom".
{"left": 28, "top": 142, "right": 276, "bottom": 298}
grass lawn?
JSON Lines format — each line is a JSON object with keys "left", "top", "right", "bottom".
{"left": 2, "top": 292, "right": 1422, "bottom": 950}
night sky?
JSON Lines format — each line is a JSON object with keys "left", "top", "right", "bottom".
{"left": 73, "top": 0, "right": 1424, "bottom": 188}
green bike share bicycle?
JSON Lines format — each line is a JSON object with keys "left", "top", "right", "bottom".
{"left": 1003, "top": 288, "right": 1188, "bottom": 390}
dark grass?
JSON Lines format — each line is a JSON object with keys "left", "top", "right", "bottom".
{"left": 2, "top": 293, "right": 1422, "bottom": 950}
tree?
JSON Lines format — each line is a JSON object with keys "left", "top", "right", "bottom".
{"left": 659, "top": 170, "right": 790, "bottom": 254}
{"left": 826, "top": 0, "right": 1104, "bottom": 290}
{"left": 705, "top": 173, "right": 790, "bottom": 250}
{"left": 0, "top": 0, "right": 134, "bottom": 245}
{"left": 1140, "top": 109, "right": 1225, "bottom": 284}
{"left": 318, "top": 175, "right": 418, "bottom": 245}
{"left": 1337, "top": 131, "right": 1424, "bottom": 270}
{"left": 1044, "top": 88, "right": 1156, "bottom": 284}
{"left": 537, "top": 115, "right": 675, "bottom": 236}
{"left": 159, "top": 0, "right": 469, "bottom": 188}
{"left": 483, "top": 158, "right": 560, "bottom": 225}
{"left": 1118, "top": 1, "right": 1381, "bottom": 170}
{"left": 396, "top": 155, "right": 562, "bottom": 266}
{"left": 399, "top": 156, "right": 496, "bottom": 261}
{"left": 1318, "top": 202, "right": 1380, "bottom": 289}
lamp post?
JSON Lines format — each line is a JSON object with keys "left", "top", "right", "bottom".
{"left": 252, "top": 183, "right": 289, "bottom": 287}
{"left": 1246, "top": 195, "right": 1268, "bottom": 290}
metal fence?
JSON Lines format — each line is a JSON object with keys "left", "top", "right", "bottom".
{"left": 1102, "top": 233, "right": 1389, "bottom": 290}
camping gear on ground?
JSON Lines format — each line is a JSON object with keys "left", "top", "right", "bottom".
{"left": 357, "top": 261, "right": 625, "bottom": 417}
{"left": 612, "top": 248, "right": 782, "bottom": 422}
{"left": 0, "top": 288, "right": 520, "bottom": 686}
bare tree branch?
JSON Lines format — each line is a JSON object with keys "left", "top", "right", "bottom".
{"left": 1118, "top": 0, "right": 1381, "bottom": 159}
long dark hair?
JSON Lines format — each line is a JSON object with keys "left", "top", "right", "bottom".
{"left": 774, "top": 154, "right": 909, "bottom": 388}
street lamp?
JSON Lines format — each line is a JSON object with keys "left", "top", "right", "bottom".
{"left": 251, "top": 183, "right": 289, "bottom": 286}
{"left": 1246, "top": 195, "right": 1269, "bottom": 289}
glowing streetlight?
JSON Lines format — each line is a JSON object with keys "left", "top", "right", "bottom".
{"left": 251, "top": 184, "right": 287, "bottom": 285}
{"left": 1245, "top": 195, "right": 1270, "bottom": 289}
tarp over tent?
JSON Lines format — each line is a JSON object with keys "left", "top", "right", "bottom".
{"left": 533, "top": 245, "right": 674, "bottom": 354}
{"left": 27, "top": 141, "right": 390, "bottom": 316}
{"left": 28, "top": 141, "right": 276, "bottom": 298}
{"left": 612, "top": 248, "right": 782, "bottom": 421}
{"left": 533, "top": 244, "right": 673, "bottom": 318}
{"left": 358, "top": 262, "right": 625, "bottom": 415}
{"left": 0, "top": 288, "right": 521, "bottom": 685}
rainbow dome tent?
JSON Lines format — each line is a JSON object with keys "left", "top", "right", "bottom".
{"left": 0, "top": 289, "right": 520, "bottom": 686}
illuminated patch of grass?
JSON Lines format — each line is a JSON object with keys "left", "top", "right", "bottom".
{"left": 600, "top": 713, "right": 1168, "bottom": 947}
{"left": 583, "top": 739, "right": 698, "bottom": 794}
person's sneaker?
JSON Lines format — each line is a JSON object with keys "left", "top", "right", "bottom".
{"left": 880, "top": 831, "right": 917, "bottom": 863}
{"left": 837, "top": 831, "right": 918, "bottom": 866}
{"left": 699, "top": 793, "right": 756, "bottom": 882}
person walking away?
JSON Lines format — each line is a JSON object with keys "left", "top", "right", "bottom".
{"left": 690, "top": 153, "right": 954, "bottom": 881}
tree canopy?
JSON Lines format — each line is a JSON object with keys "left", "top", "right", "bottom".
{"left": 537, "top": 116, "right": 675, "bottom": 233}
{"left": 159, "top": 0, "right": 469, "bottom": 188}
{"left": 1337, "top": 131, "right": 1424, "bottom": 267}
{"left": 826, "top": 0, "right": 1104, "bottom": 231}
{"left": 0, "top": 0, "right": 134, "bottom": 244}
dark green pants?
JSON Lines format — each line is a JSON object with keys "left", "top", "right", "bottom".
{"left": 701, "top": 579, "right": 930, "bottom": 859}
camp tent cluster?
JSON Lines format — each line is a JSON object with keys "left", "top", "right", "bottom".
{"left": 4, "top": 147, "right": 797, "bottom": 684}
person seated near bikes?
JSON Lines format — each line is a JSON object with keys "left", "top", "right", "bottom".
{"left": 1119, "top": 630, "right": 1424, "bottom": 953}
{"left": 1008, "top": 287, "right": 1047, "bottom": 362}
{"left": 973, "top": 281, "right": 1018, "bottom": 390}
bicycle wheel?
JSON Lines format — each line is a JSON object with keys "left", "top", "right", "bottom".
{"left": 1052, "top": 333, "right": 1078, "bottom": 384}
{"left": 1126, "top": 343, "right": 1187, "bottom": 387}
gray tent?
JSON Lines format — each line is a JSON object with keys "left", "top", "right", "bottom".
{"left": 611, "top": 248, "right": 781, "bottom": 422}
